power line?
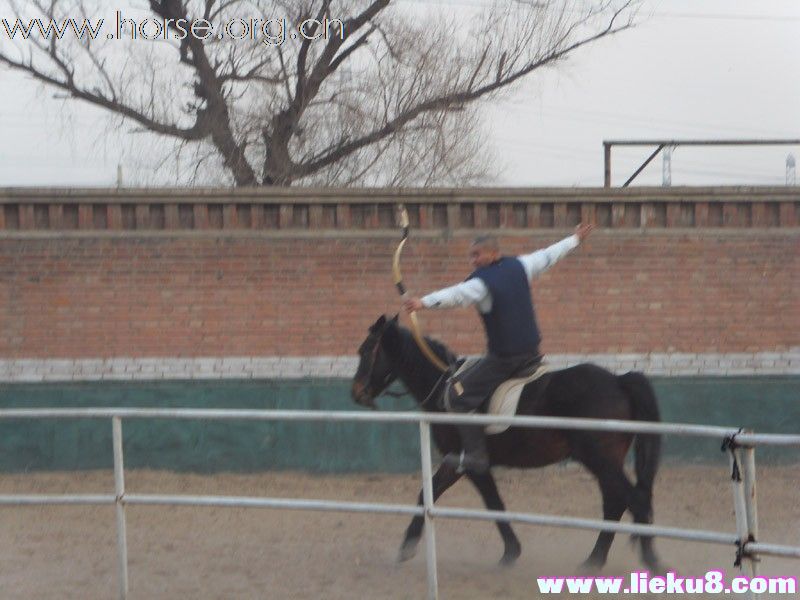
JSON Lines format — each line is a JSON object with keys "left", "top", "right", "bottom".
{"left": 494, "top": 136, "right": 792, "bottom": 180}
{"left": 495, "top": 102, "right": 793, "bottom": 139}
{"left": 653, "top": 12, "right": 800, "bottom": 23}
{"left": 396, "top": 0, "right": 800, "bottom": 21}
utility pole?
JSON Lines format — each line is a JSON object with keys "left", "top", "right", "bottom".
{"left": 662, "top": 145, "right": 672, "bottom": 187}
{"left": 787, "top": 154, "right": 796, "bottom": 185}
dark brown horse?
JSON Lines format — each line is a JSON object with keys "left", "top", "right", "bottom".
{"left": 351, "top": 314, "right": 663, "bottom": 571}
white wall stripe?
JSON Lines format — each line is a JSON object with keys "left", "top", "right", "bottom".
{"left": 0, "top": 352, "right": 798, "bottom": 383}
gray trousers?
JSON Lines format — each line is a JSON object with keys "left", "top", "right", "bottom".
{"left": 448, "top": 353, "right": 540, "bottom": 413}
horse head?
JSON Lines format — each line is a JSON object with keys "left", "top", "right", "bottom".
{"left": 351, "top": 314, "right": 400, "bottom": 409}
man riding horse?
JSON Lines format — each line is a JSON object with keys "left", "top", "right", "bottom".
{"left": 354, "top": 220, "right": 662, "bottom": 570}
{"left": 402, "top": 223, "right": 594, "bottom": 474}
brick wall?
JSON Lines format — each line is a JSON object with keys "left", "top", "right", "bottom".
{"left": 0, "top": 185, "right": 797, "bottom": 367}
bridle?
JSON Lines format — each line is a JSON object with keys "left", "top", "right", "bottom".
{"left": 361, "top": 331, "right": 395, "bottom": 395}
{"left": 361, "top": 324, "right": 448, "bottom": 408}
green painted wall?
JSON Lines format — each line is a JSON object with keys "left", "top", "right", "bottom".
{"left": 0, "top": 376, "right": 797, "bottom": 473}
{"left": 653, "top": 377, "right": 800, "bottom": 464}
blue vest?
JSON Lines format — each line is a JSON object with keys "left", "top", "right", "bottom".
{"left": 468, "top": 257, "right": 541, "bottom": 357}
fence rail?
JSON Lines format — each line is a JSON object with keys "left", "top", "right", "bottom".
{"left": 0, "top": 407, "right": 798, "bottom": 600}
{"left": 0, "top": 406, "right": 781, "bottom": 438}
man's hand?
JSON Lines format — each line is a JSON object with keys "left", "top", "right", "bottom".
{"left": 403, "top": 296, "right": 425, "bottom": 314}
{"left": 575, "top": 222, "right": 594, "bottom": 243}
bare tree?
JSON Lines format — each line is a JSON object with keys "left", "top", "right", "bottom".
{"left": 0, "top": 0, "right": 639, "bottom": 187}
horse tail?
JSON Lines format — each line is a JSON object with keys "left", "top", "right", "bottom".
{"left": 617, "top": 371, "right": 662, "bottom": 515}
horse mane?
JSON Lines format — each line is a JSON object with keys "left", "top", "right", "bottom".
{"left": 392, "top": 321, "right": 458, "bottom": 369}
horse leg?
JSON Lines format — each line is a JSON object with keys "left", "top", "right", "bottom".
{"left": 580, "top": 459, "right": 664, "bottom": 573}
{"left": 465, "top": 471, "right": 522, "bottom": 566}
{"left": 579, "top": 459, "right": 632, "bottom": 572}
{"left": 398, "top": 462, "right": 463, "bottom": 562}
{"left": 629, "top": 485, "right": 663, "bottom": 572}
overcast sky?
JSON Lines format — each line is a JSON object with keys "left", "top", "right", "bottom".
{"left": 0, "top": 0, "right": 798, "bottom": 188}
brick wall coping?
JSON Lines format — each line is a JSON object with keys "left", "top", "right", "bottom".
{"left": 1, "top": 227, "right": 798, "bottom": 241}
{"left": 1, "top": 186, "right": 797, "bottom": 231}
{"left": 1, "top": 352, "right": 798, "bottom": 383}
{"left": 1, "top": 186, "right": 798, "bottom": 204}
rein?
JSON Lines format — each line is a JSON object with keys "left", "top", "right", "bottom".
{"left": 368, "top": 326, "right": 450, "bottom": 409}
{"left": 418, "top": 369, "right": 449, "bottom": 410}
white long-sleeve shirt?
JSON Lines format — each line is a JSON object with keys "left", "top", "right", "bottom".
{"left": 420, "top": 234, "right": 580, "bottom": 314}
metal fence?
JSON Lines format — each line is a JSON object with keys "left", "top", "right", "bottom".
{"left": 0, "top": 407, "right": 798, "bottom": 600}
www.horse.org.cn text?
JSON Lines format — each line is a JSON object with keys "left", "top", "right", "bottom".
{"left": 1, "top": 12, "right": 346, "bottom": 47}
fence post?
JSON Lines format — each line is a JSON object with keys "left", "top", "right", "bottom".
{"left": 729, "top": 447, "right": 756, "bottom": 600}
{"left": 419, "top": 421, "right": 439, "bottom": 600}
{"left": 741, "top": 446, "right": 760, "bottom": 580}
{"left": 112, "top": 417, "right": 129, "bottom": 600}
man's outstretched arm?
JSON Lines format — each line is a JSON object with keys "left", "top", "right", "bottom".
{"left": 402, "top": 279, "right": 488, "bottom": 313}
{"left": 519, "top": 223, "right": 594, "bottom": 280}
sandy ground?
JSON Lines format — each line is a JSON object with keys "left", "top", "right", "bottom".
{"left": 0, "top": 463, "right": 798, "bottom": 599}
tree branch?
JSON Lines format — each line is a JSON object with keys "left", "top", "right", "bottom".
{"left": 297, "top": 9, "right": 635, "bottom": 178}
{"left": 0, "top": 52, "right": 209, "bottom": 139}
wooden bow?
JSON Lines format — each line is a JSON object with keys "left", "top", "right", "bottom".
{"left": 392, "top": 204, "right": 450, "bottom": 373}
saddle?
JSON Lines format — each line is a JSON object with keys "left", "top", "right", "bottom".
{"left": 445, "top": 357, "right": 550, "bottom": 435}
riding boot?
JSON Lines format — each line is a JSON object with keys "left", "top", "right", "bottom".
{"left": 443, "top": 424, "right": 489, "bottom": 474}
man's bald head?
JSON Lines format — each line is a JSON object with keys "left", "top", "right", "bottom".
{"left": 469, "top": 234, "right": 500, "bottom": 269}
{"left": 472, "top": 234, "right": 499, "bottom": 252}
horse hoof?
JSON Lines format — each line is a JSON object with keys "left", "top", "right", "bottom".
{"left": 499, "top": 541, "right": 521, "bottom": 567}
{"left": 499, "top": 551, "right": 520, "bottom": 567}
{"left": 577, "top": 558, "right": 604, "bottom": 574}
{"left": 398, "top": 538, "right": 419, "bottom": 563}
{"left": 646, "top": 560, "right": 669, "bottom": 576}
